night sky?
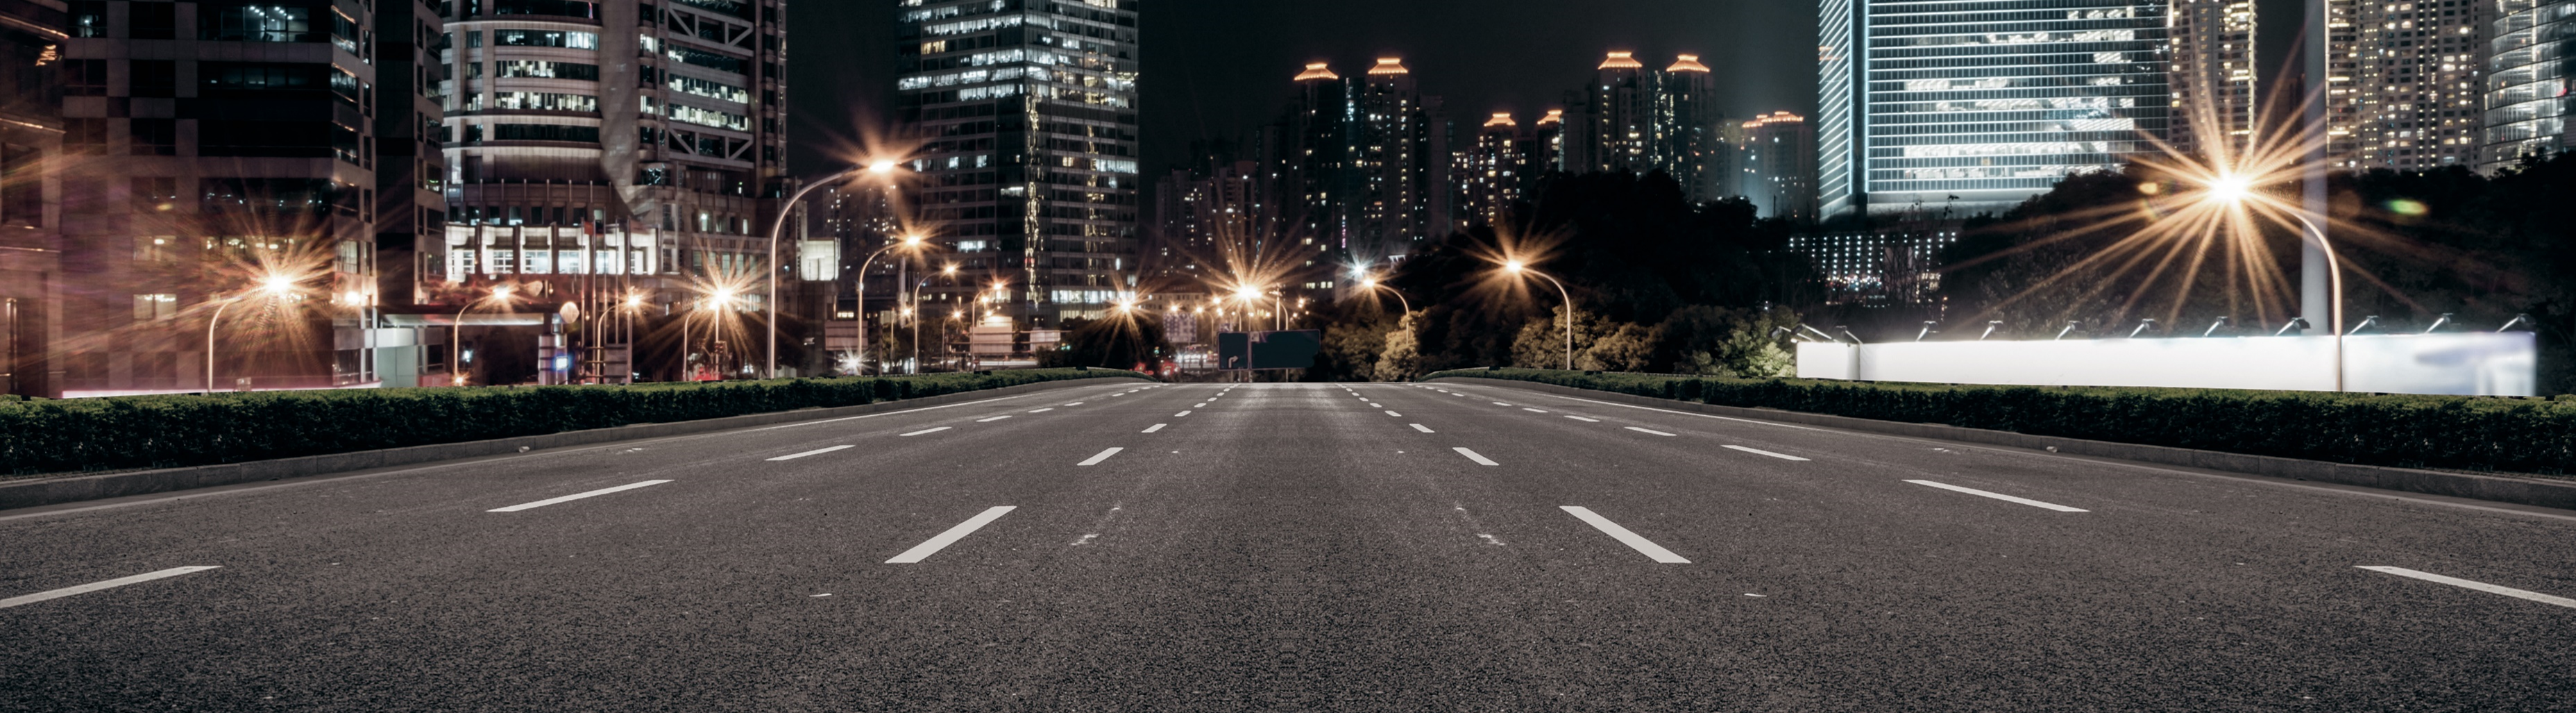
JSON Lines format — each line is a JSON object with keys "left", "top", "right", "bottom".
{"left": 790, "top": 0, "right": 2317, "bottom": 180}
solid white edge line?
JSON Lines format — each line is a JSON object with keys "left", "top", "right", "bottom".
{"left": 489, "top": 480, "right": 675, "bottom": 512}
{"left": 2355, "top": 567, "right": 2576, "bottom": 609}
{"left": 885, "top": 506, "right": 1017, "bottom": 564}
{"left": 1142, "top": 423, "right": 1167, "bottom": 433}
{"left": 1078, "top": 447, "right": 1125, "bottom": 466}
{"left": 1722, "top": 444, "right": 1811, "bottom": 461}
{"left": 1410, "top": 423, "right": 1435, "bottom": 433}
{"left": 1453, "top": 447, "right": 1499, "bottom": 466}
{"left": 766, "top": 444, "right": 854, "bottom": 461}
{"left": 1625, "top": 427, "right": 1678, "bottom": 437}
{"left": 1559, "top": 506, "right": 1691, "bottom": 564}
{"left": 1454, "top": 383, "right": 1822, "bottom": 430}
{"left": 900, "top": 427, "right": 953, "bottom": 437}
{"left": 1564, "top": 416, "right": 1602, "bottom": 423}
{"left": 976, "top": 416, "right": 1012, "bottom": 422}
{"left": 1904, "top": 480, "right": 2088, "bottom": 512}
{"left": 0, "top": 566, "right": 225, "bottom": 610}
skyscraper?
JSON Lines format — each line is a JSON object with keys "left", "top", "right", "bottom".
{"left": 1563, "top": 51, "right": 1719, "bottom": 200}
{"left": 2480, "top": 0, "right": 2573, "bottom": 171}
{"left": 2168, "top": 0, "right": 2258, "bottom": 160}
{"left": 895, "top": 0, "right": 1142, "bottom": 327}
{"left": 1459, "top": 112, "right": 1526, "bottom": 226}
{"left": 1350, "top": 57, "right": 1448, "bottom": 262}
{"left": 1738, "top": 112, "right": 1819, "bottom": 221}
{"left": 1817, "top": 1, "right": 2170, "bottom": 217}
{"left": 2338, "top": 0, "right": 2492, "bottom": 170}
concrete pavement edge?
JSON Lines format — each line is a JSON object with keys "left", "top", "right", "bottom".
{"left": 1429, "top": 376, "right": 2576, "bottom": 512}
{"left": 0, "top": 377, "right": 1154, "bottom": 512}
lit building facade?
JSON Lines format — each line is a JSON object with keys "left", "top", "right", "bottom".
{"left": 1564, "top": 51, "right": 1720, "bottom": 200}
{"left": 2168, "top": 0, "right": 2257, "bottom": 159}
{"left": 2339, "top": 0, "right": 2492, "bottom": 170}
{"left": 2481, "top": 0, "right": 2575, "bottom": 171}
{"left": 1817, "top": 0, "right": 2171, "bottom": 217}
{"left": 895, "top": 0, "right": 1142, "bottom": 327}
{"left": 1737, "top": 112, "right": 1819, "bottom": 220}
{"left": 0, "top": 0, "right": 61, "bottom": 397}
{"left": 1789, "top": 221, "right": 1961, "bottom": 306}
{"left": 1458, "top": 112, "right": 1525, "bottom": 226}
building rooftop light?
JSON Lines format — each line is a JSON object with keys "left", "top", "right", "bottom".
{"left": 1367, "top": 58, "right": 1410, "bottom": 75}
{"left": 1598, "top": 51, "right": 1644, "bottom": 70}
{"left": 1666, "top": 54, "right": 1711, "bottom": 73}
{"left": 1293, "top": 62, "right": 1339, "bottom": 81}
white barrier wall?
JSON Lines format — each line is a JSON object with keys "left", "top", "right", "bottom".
{"left": 1794, "top": 333, "right": 2538, "bottom": 396}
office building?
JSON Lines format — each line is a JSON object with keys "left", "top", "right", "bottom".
{"left": 2480, "top": 0, "right": 2574, "bottom": 171}
{"left": 2339, "top": 0, "right": 2492, "bottom": 170}
{"left": 50, "top": 0, "right": 389, "bottom": 396}
{"left": 2168, "top": 0, "right": 2258, "bottom": 159}
{"left": 1, "top": 0, "right": 60, "bottom": 397}
{"left": 1817, "top": 0, "right": 2171, "bottom": 217}
{"left": 895, "top": 0, "right": 1142, "bottom": 327}
{"left": 1738, "top": 112, "right": 1819, "bottom": 221}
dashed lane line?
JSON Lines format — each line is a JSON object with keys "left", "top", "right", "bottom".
{"left": 1560, "top": 506, "right": 1691, "bottom": 564}
{"left": 1078, "top": 447, "right": 1125, "bottom": 467}
{"left": 0, "top": 567, "right": 225, "bottom": 610}
{"left": 1453, "top": 448, "right": 1499, "bottom": 467}
{"left": 901, "top": 427, "right": 953, "bottom": 437}
{"left": 489, "top": 480, "right": 674, "bottom": 512}
{"left": 1625, "top": 427, "right": 1677, "bottom": 437}
{"left": 1564, "top": 416, "right": 1602, "bottom": 423}
{"left": 1175, "top": 410, "right": 1193, "bottom": 417}
{"left": 1723, "top": 444, "right": 1810, "bottom": 461}
{"left": 2355, "top": 567, "right": 2576, "bottom": 610}
{"left": 976, "top": 416, "right": 1013, "bottom": 423}
{"left": 1384, "top": 410, "right": 1404, "bottom": 417}
{"left": 1411, "top": 424, "right": 1436, "bottom": 433}
{"left": 1142, "top": 424, "right": 1167, "bottom": 433}
{"left": 1904, "top": 480, "right": 2087, "bottom": 512}
{"left": 767, "top": 445, "right": 854, "bottom": 461}
{"left": 885, "top": 506, "right": 1017, "bottom": 564}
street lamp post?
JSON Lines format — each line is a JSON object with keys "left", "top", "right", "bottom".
{"left": 204, "top": 275, "right": 298, "bottom": 392}
{"left": 909, "top": 265, "right": 958, "bottom": 374}
{"left": 763, "top": 165, "right": 879, "bottom": 380}
{"left": 853, "top": 233, "right": 926, "bottom": 375}
{"left": 1505, "top": 261, "right": 1574, "bottom": 371}
{"left": 449, "top": 285, "right": 513, "bottom": 386}
{"left": 1361, "top": 278, "right": 1410, "bottom": 314}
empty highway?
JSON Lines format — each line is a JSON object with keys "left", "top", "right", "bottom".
{"left": 3, "top": 379, "right": 2571, "bottom": 712}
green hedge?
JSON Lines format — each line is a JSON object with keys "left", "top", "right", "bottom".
{"left": 1, "top": 369, "right": 1142, "bottom": 476}
{"left": 1425, "top": 368, "right": 2576, "bottom": 475}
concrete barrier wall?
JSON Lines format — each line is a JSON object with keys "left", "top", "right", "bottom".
{"left": 1795, "top": 333, "right": 2536, "bottom": 396}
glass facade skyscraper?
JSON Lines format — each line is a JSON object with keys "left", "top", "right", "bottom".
{"left": 2482, "top": 0, "right": 2575, "bottom": 171}
{"left": 895, "top": 0, "right": 1141, "bottom": 326}
{"left": 1818, "top": 0, "right": 2171, "bottom": 217}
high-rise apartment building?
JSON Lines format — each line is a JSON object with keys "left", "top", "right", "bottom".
{"left": 1458, "top": 112, "right": 1525, "bottom": 226}
{"left": 51, "top": 0, "right": 389, "bottom": 396}
{"left": 2480, "top": 0, "right": 2574, "bottom": 171}
{"left": 1817, "top": 0, "right": 2170, "bottom": 217}
{"left": 2168, "top": 0, "right": 2258, "bottom": 159}
{"left": 895, "top": 0, "right": 1142, "bottom": 327}
{"left": 1262, "top": 58, "right": 1446, "bottom": 266}
{"left": 1737, "top": 112, "right": 1819, "bottom": 221}
{"left": 0, "top": 0, "right": 62, "bottom": 398}
{"left": 2336, "top": 0, "right": 2492, "bottom": 169}
{"left": 1563, "top": 51, "right": 1720, "bottom": 200}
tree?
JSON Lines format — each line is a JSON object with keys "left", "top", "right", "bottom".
{"left": 1373, "top": 312, "right": 1423, "bottom": 381}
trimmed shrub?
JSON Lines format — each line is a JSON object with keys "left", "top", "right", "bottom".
{"left": 1426, "top": 368, "right": 2576, "bottom": 474}
{"left": 0, "top": 369, "right": 1141, "bottom": 476}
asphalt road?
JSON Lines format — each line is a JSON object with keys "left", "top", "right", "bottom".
{"left": 3, "top": 379, "right": 2573, "bottom": 712}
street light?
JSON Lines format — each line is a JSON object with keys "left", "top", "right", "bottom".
{"left": 764, "top": 165, "right": 879, "bottom": 380}
{"left": 1502, "top": 260, "right": 1573, "bottom": 371}
{"left": 448, "top": 285, "right": 515, "bottom": 386}
{"left": 909, "top": 264, "right": 958, "bottom": 374}
{"left": 2210, "top": 178, "right": 2348, "bottom": 391}
{"left": 855, "top": 232, "right": 929, "bottom": 374}
{"left": 204, "top": 274, "right": 301, "bottom": 393}
{"left": 1359, "top": 277, "right": 1410, "bottom": 314}
{"left": 682, "top": 287, "right": 741, "bottom": 381}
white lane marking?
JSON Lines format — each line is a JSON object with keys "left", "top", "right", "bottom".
{"left": 1369, "top": 403, "right": 1384, "bottom": 408}
{"left": 1453, "top": 448, "right": 1499, "bottom": 466}
{"left": 1460, "top": 385, "right": 1822, "bottom": 430}
{"left": 1174, "top": 410, "right": 1192, "bottom": 417}
{"left": 1078, "top": 447, "right": 1125, "bottom": 466}
{"left": 489, "top": 480, "right": 673, "bottom": 512}
{"left": 1384, "top": 410, "right": 1403, "bottom": 417}
{"left": 1028, "top": 408, "right": 1056, "bottom": 413}
{"left": 885, "top": 506, "right": 1017, "bottom": 564}
{"left": 1142, "top": 423, "right": 1167, "bottom": 433}
{"left": 1625, "top": 427, "right": 1677, "bottom": 437}
{"left": 1410, "top": 423, "right": 1435, "bottom": 433}
{"left": 1492, "top": 402, "right": 1514, "bottom": 406}
{"left": 1195, "top": 402, "right": 1210, "bottom": 408}
{"left": 1560, "top": 506, "right": 1691, "bottom": 564}
{"left": 1523, "top": 408, "right": 1550, "bottom": 413}
{"left": 1904, "top": 480, "right": 2087, "bottom": 512}
{"left": 1564, "top": 416, "right": 1602, "bottom": 423}
{"left": 767, "top": 445, "right": 854, "bottom": 461}
{"left": 756, "top": 390, "right": 1058, "bottom": 430}
{"left": 901, "top": 427, "right": 953, "bottom": 437}
{"left": 0, "top": 567, "right": 223, "bottom": 610}
{"left": 1064, "top": 402, "right": 1086, "bottom": 406}
{"left": 1724, "top": 444, "right": 1811, "bottom": 461}
{"left": 976, "top": 416, "right": 1013, "bottom": 423}
{"left": 2355, "top": 567, "right": 2576, "bottom": 610}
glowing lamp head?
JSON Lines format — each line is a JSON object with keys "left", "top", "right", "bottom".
{"left": 1504, "top": 260, "right": 1526, "bottom": 274}
{"left": 902, "top": 233, "right": 926, "bottom": 246}
{"left": 1362, "top": 278, "right": 1380, "bottom": 288}
{"left": 711, "top": 287, "right": 736, "bottom": 304}
{"left": 868, "top": 160, "right": 899, "bottom": 175}
{"left": 625, "top": 294, "right": 645, "bottom": 308}
{"left": 259, "top": 275, "right": 296, "bottom": 296}
{"left": 1235, "top": 286, "right": 1263, "bottom": 302}
{"left": 943, "top": 265, "right": 960, "bottom": 275}
{"left": 491, "top": 286, "right": 514, "bottom": 301}
{"left": 2206, "top": 174, "right": 2253, "bottom": 204}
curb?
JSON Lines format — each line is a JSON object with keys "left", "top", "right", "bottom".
{"left": 1430, "top": 377, "right": 2576, "bottom": 512}
{"left": 0, "top": 377, "right": 1152, "bottom": 512}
